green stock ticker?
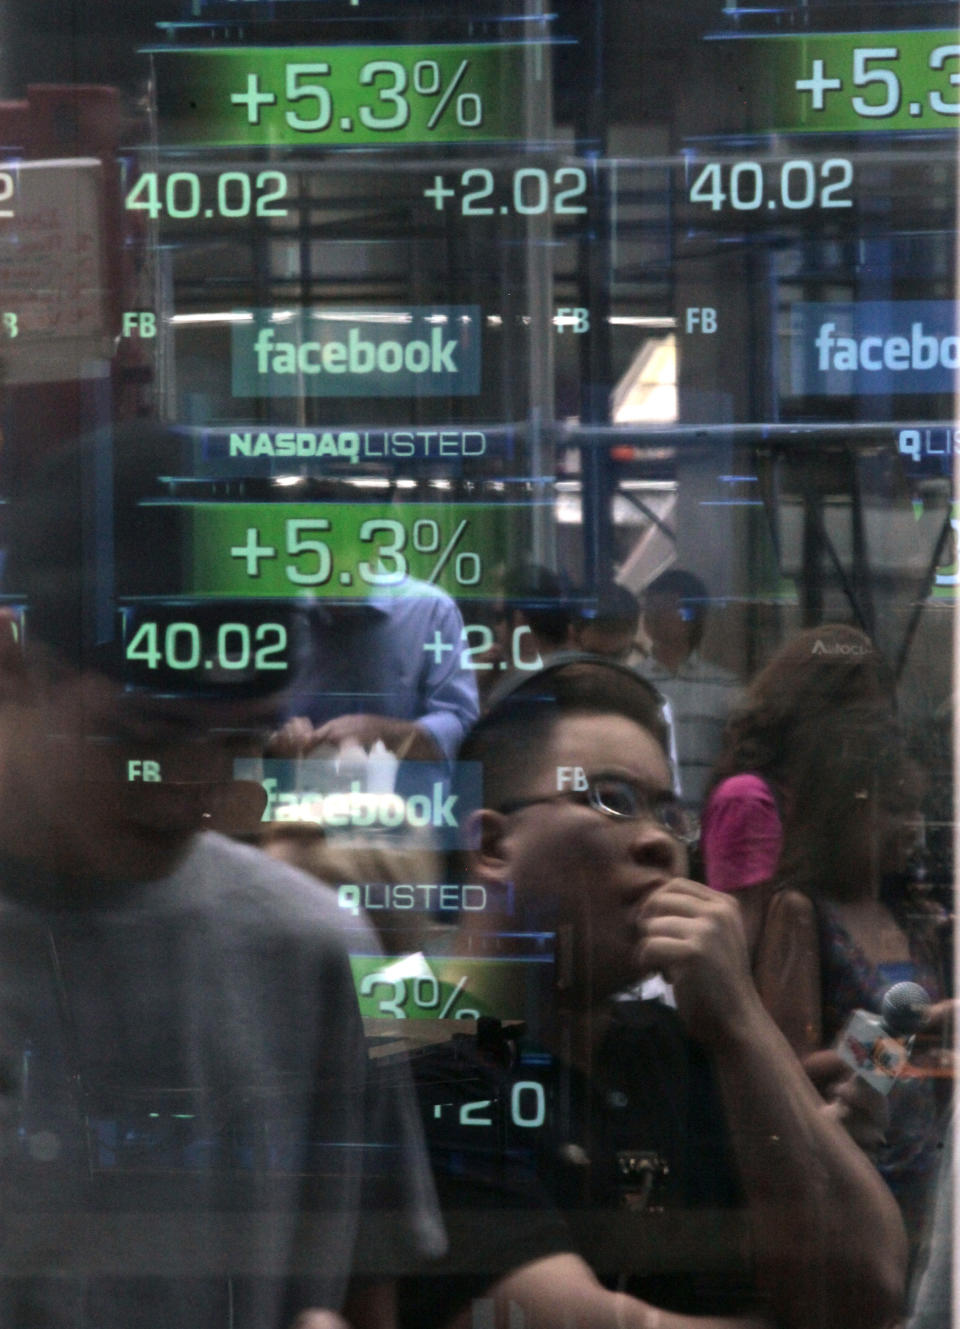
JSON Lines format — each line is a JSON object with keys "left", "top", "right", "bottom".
{"left": 150, "top": 44, "right": 536, "bottom": 147}
{"left": 351, "top": 954, "right": 551, "bottom": 1026}
{"left": 186, "top": 502, "right": 525, "bottom": 599}
{"left": 732, "top": 30, "right": 960, "bottom": 135}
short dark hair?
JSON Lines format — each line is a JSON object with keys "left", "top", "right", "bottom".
{"left": 459, "top": 655, "right": 669, "bottom": 812}
{"left": 501, "top": 561, "right": 572, "bottom": 648}
{"left": 577, "top": 581, "right": 640, "bottom": 631}
{"left": 643, "top": 568, "right": 710, "bottom": 650}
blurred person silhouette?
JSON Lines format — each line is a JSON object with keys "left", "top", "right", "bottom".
{"left": 492, "top": 561, "right": 573, "bottom": 674}
{"left": 0, "top": 425, "right": 442, "bottom": 1329}
{"left": 259, "top": 562, "right": 479, "bottom": 950}
{"left": 700, "top": 623, "right": 895, "bottom": 953}
{"left": 571, "top": 580, "right": 640, "bottom": 662}
{"left": 635, "top": 569, "right": 741, "bottom": 808}
{"left": 750, "top": 708, "right": 949, "bottom": 1258}
{"left": 269, "top": 577, "right": 479, "bottom": 761}
{"left": 402, "top": 657, "right": 906, "bottom": 1329}
{"left": 449, "top": 561, "right": 575, "bottom": 709}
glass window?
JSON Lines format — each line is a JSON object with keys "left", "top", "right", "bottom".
{"left": 0, "top": 2, "right": 952, "bottom": 1327}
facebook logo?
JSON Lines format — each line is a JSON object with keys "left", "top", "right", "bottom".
{"left": 790, "top": 301, "right": 959, "bottom": 396}
{"left": 232, "top": 306, "right": 481, "bottom": 398}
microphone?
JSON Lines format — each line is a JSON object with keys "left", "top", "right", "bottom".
{"left": 879, "top": 981, "right": 932, "bottom": 1036}
{"left": 836, "top": 981, "right": 931, "bottom": 1095}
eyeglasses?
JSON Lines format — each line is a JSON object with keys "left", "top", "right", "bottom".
{"left": 500, "top": 774, "right": 697, "bottom": 844}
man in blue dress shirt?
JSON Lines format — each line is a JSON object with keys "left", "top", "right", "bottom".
{"left": 273, "top": 581, "right": 479, "bottom": 762}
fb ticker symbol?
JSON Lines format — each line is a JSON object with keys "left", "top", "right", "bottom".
{"left": 685, "top": 307, "right": 717, "bottom": 333}
{"left": 121, "top": 311, "right": 157, "bottom": 339}
{"left": 555, "top": 308, "right": 590, "bottom": 333}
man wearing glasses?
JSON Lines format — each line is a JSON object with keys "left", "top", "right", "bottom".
{"left": 404, "top": 658, "right": 906, "bottom": 1329}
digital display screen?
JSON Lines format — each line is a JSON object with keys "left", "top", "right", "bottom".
{"left": 149, "top": 43, "right": 541, "bottom": 146}
{"left": 0, "top": 1, "right": 954, "bottom": 1327}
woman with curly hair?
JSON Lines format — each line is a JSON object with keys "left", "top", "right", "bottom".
{"left": 700, "top": 623, "right": 895, "bottom": 952}
{"left": 747, "top": 707, "right": 949, "bottom": 1259}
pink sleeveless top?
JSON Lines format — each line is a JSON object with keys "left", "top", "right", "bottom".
{"left": 701, "top": 773, "right": 783, "bottom": 894}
